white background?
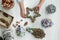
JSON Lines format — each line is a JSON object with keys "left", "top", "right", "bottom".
{"left": 0, "top": 0, "right": 60, "bottom": 40}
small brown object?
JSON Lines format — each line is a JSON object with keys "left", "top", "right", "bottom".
{"left": 16, "top": 21, "right": 20, "bottom": 24}
{"left": 24, "top": 22, "right": 28, "bottom": 26}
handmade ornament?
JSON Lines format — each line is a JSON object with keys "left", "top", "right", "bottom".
{"left": 16, "top": 25, "right": 25, "bottom": 37}
{"left": 2, "top": 0, "right": 14, "bottom": 9}
{"left": 46, "top": 4, "right": 56, "bottom": 13}
{"left": 0, "top": 10, "right": 14, "bottom": 28}
{"left": 25, "top": 7, "right": 41, "bottom": 23}
{"left": 41, "top": 18, "right": 53, "bottom": 28}
{"left": 26, "top": 28, "right": 45, "bottom": 39}
{"left": 2, "top": 29, "right": 14, "bottom": 40}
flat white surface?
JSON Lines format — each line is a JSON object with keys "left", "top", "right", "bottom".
{"left": 0, "top": 0, "right": 60, "bottom": 40}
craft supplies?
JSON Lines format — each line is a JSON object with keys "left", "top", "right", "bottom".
{"left": 16, "top": 25, "right": 25, "bottom": 37}
{"left": 13, "top": 21, "right": 21, "bottom": 28}
{"left": 13, "top": 24, "right": 16, "bottom": 28}
{"left": 41, "top": 18, "right": 53, "bottom": 28}
{"left": 26, "top": 28, "right": 45, "bottom": 39}
{"left": 0, "top": 10, "right": 14, "bottom": 28}
{"left": 25, "top": 7, "right": 41, "bottom": 23}
{"left": 16, "top": 21, "right": 20, "bottom": 24}
{"left": 2, "top": 0, "right": 14, "bottom": 9}
{"left": 46, "top": 4, "right": 56, "bottom": 13}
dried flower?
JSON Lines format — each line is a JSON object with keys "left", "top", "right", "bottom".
{"left": 26, "top": 28, "right": 45, "bottom": 39}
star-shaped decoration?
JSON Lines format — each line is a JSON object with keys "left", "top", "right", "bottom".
{"left": 25, "top": 7, "right": 41, "bottom": 23}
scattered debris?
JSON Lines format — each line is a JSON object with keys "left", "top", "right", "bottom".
{"left": 0, "top": 10, "right": 14, "bottom": 28}
{"left": 13, "top": 20, "right": 21, "bottom": 28}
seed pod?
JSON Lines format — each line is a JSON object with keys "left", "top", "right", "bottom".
{"left": 24, "top": 22, "right": 28, "bottom": 26}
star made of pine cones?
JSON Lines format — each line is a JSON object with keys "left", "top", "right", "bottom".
{"left": 25, "top": 7, "right": 41, "bottom": 23}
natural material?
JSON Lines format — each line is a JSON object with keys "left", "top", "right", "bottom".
{"left": 0, "top": 10, "right": 14, "bottom": 28}
{"left": 26, "top": 28, "right": 45, "bottom": 39}
{"left": 24, "top": 22, "right": 28, "bottom": 26}
{"left": 41, "top": 18, "right": 53, "bottom": 28}
{"left": 16, "top": 25, "right": 25, "bottom": 37}
{"left": 25, "top": 7, "right": 41, "bottom": 23}
{"left": 46, "top": 4, "right": 56, "bottom": 13}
